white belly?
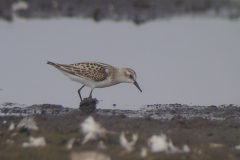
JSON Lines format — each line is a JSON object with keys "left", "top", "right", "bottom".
{"left": 59, "top": 70, "right": 119, "bottom": 89}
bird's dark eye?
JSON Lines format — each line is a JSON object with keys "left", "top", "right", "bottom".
{"left": 130, "top": 75, "right": 133, "bottom": 79}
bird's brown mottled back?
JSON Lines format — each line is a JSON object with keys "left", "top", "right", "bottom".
{"left": 56, "top": 62, "right": 109, "bottom": 81}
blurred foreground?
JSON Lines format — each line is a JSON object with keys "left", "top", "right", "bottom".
{"left": 1, "top": 103, "right": 240, "bottom": 160}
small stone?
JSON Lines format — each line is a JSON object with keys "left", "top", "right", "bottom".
{"left": 6, "top": 139, "right": 14, "bottom": 144}
{"left": 22, "top": 136, "right": 46, "bottom": 148}
{"left": 8, "top": 121, "right": 15, "bottom": 131}
{"left": 66, "top": 138, "right": 76, "bottom": 150}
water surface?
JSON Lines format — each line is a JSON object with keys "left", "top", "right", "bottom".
{"left": 0, "top": 17, "right": 240, "bottom": 109}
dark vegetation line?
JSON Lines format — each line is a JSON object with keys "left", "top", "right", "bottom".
{"left": 1, "top": 0, "right": 239, "bottom": 24}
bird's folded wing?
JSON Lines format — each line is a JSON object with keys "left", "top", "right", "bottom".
{"left": 58, "top": 63, "right": 108, "bottom": 81}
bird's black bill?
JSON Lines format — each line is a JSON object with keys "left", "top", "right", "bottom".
{"left": 134, "top": 81, "right": 142, "bottom": 92}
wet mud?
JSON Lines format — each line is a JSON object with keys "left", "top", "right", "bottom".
{"left": 1, "top": 102, "right": 240, "bottom": 159}
{"left": 79, "top": 98, "right": 98, "bottom": 114}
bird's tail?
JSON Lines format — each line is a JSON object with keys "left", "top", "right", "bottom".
{"left": 47, "top": 61, "right": 76, "bottom": 75}
{"left": 47, "top": 61, "right": 57, "bottom": 66}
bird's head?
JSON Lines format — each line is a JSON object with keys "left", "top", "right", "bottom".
{"left": 121, "top": 68, "right": 142, "bottom": 92}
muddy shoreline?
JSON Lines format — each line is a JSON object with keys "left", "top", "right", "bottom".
{"left": 1, "top": 103, "right": 240, "bottom": 160}
{"left": 1, "top": 102, "right": 239, "bottom": 120}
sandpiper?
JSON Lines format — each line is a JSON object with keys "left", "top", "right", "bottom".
{"left": 47, "top": 61, "right": 142, "bottom": 101}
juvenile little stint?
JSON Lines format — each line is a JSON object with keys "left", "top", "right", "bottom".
{"left": 47, "top": 61, "right": 142, "bottom": 101}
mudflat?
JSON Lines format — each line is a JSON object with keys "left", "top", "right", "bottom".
{"left": 0, "top": 103, "right": 240, "bottom": 160}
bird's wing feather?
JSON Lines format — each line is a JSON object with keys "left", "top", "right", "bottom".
{"left": 57, "top": 62, "right": 109, "bottom": 81}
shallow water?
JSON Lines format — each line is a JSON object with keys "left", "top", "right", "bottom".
{"left": 0, "top": 17, "right": 240, "bottom": 109}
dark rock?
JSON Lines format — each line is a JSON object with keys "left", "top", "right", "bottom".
{"left": 79, "top": 98, "right": 98, "bottom": 114}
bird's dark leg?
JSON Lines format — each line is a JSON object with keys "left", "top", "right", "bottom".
{"left": 88, "top": 89, "right": 93, "bottom": 99}
{"left": 78, "top": 85, "right": 85, "bottom": 101}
